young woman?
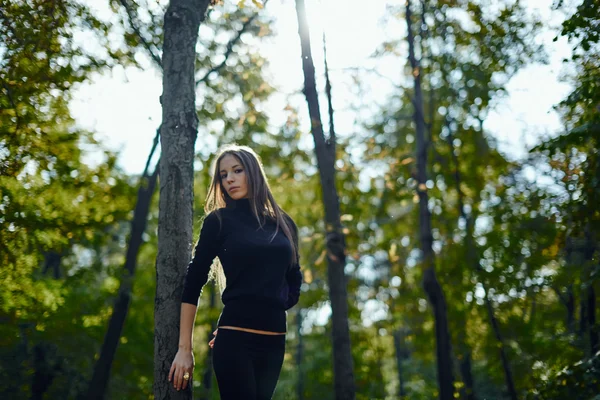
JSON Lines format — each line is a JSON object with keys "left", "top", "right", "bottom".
{"left": 168, "top": 144, "right": 303, "bottom": 399}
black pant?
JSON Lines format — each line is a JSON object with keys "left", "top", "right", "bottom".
{"left": 212, "top": 328, "right": 286, "bottom": 400}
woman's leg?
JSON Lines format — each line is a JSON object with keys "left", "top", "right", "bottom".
{"left": 252, "top": 334, "right": 286, "bottom": 400}
{"left": 212, "top": 329, "right": 257, "bottom": 399}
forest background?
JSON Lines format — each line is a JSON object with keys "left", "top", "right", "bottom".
{"left": 1, "top": 0, "right": 599, "bottom": 399}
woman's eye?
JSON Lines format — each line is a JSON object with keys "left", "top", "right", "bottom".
{"left": 235, "top": 169, "right": 243, "bottom": 174}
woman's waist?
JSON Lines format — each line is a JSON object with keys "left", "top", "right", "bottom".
{"left": 218, "top": 295, "right": 287, "bottom": 332}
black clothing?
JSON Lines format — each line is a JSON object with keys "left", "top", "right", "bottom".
{"left": 212, "top": 328, "right": 285, "bottom": 400}
{"left": 181, "top": 198, "right": 303, "bottom": 332}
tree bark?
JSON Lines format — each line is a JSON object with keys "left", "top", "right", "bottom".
{"left": 154, "top": 1, "right": 210, "bottom": 399}
{"left": 405, "top": 2, "right": 454, "bottom": 399}
{"left": 294, "top": 1, "right": 355, "bottom": 398}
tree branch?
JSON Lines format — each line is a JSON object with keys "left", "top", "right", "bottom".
{"left": 1, "top": 79, "right": 21, "bottom": 133}
{"left": 142, "top": 127, "right": 161, "bottom": 179}
{"left": 196, "top": 0, "right": 270, "bottom": 86}
{"left": 322, "top": 30, "right": 336, "bottom": 158}
{"left": 118, "top": 0, "right": 163, "bottom": 69}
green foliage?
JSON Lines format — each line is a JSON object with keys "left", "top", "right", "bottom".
{"left": 525, "top": 351, "right": 600, "bottom": 400}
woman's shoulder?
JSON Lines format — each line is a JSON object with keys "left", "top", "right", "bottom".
{"left": 201, "top": 209, "right": 229, "bottom": 227}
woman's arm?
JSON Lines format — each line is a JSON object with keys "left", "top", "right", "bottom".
{"left": 170, "top": 212, "right": 222, "bottom": 391}
{"left": 285, "top": 262, "right": 303, "bottom": 310}
{"left": 169, "top": 303, "right": 197, "bottom": 391}
{"left": 181, "top": 211, "right": 221, "bottom": 305}
{"left": 178, "top": 303, "right": 198, "bottom": 351}
{"left": 284, "top": 215, "right": 303, "bottom": 310}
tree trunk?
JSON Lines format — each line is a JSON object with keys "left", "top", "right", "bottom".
{"left": 458, "top": 351, "right": 475, "bottom": 400}
{"left": 31, "top": 343, "right": 58, "bottom": 400}
{"left": 154, "top": 1, "right": 210, "bottom": 399}
{"left": 393, "top": 329, "right": 408, "bottom": 399}
{"left": 87, "top": 159, "right": 159, "bottom": 400}
{"left": 485, "top": 294, "right": 518, "bottom": 400}
{"left": 567, "top": 286, "right": 575, "bottom": 333}
{"left": 296, "top": 310, "right": 305, "bottom": 400}
{"left": 405, "top": 2, "right": 454, "bottom": 399}
{"left": 584, "top": 230, "right": 598, "bottom": 355}
{"left": 322, "top": 32, "right": 336, "bottom": 148}
{"left": 580, "top": 289, "right": 588, "bottom": 339}
{"left": 42, "top": 251, "right": 62, "bottom": 279}
{"left": 294, "top": 1, "right": 355, "bottom": 398}
{"left": 588, "top": 285, "right": 598, "bottom": 355}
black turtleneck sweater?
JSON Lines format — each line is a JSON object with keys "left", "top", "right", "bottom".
{"left": 181, "top": 198, "right": 303, "bottom": 333}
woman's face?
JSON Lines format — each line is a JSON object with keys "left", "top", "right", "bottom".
{"left": 219, "top": 154, "right": 249, "bottom": 200}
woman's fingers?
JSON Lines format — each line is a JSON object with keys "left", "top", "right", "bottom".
{"left": 175, "top": 367, "right": 183, "bottom": 391}
{"left": 168, "top": 362, "right": 175, "bottom": 382}
{"left": 182, "top": 370, "right": 190, "bottom": 390}
{"left": 208, "top": 329, "right": 218, "bottom": 348}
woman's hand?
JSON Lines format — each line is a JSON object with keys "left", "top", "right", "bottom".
{"left": 168, "top": 348, "right": 194, "bottom": 391}
{"left": 208, "top": 329, "right": 218, "bottom": 349}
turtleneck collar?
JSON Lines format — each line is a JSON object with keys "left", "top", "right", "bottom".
{"left": 232, "top": 198, "right": 252, "bottom": 213}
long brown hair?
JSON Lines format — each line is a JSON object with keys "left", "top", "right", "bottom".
{"left": 204, "top": 144, "right": 298, "bottom": 293}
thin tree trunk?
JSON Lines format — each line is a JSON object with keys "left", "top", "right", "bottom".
{"left": 294, "top": 1, "right": 355, "bottom": 398}
{"left": 580, "top": 291, "right": 588, "bottom": 339}
{"left": 445, "top": 123, "right": 516, "bottom": 400}
{"left": 42, "top": 251, "right": 63, "bottom": 279}
{"left": 31, "top": 344, "right": 58, "bottom": 400}
{"left": 455, "top": 308, "right": 475, "bottom": 400}
{"left": 322, "top": 32, "right": 335, "bottom": 147}
{"left": 567, "top": 287, "right": 575, "bottom": 333}
{"left": 296, "top": 310, "right": 305, "bottom": 400}
{"left": 87, "top": 136, "right": 160, "bottom": 400}
{"left": 405, "top": 2, "right": 454, "bottom": 399}
{"left": 588, "top": 285, "right": 598, "bottom": 354}
{"left": 554, "top": 286, "right": 577, "bottom": 334}
{"left": 458, "top": 351, "right": 475, "bottom": 400}
{"left": 484, "top": 293, "right": 518, "bottom": 399}
{"left": 154, "top": 1, "right": 210, "bottom": 399}
{"left": 584, "top": 229, "right": 598, "bottom": 355}
{"left": 393, "top": 329, "right": 408, "bottom": 399}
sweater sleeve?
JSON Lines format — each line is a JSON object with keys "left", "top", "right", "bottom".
{"left": 285, "top": 217, "right": 303, "bottom": 310}
{"left": 181, "top": 212, "right": 222, "bottom": 306}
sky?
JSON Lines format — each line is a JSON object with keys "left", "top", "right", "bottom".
{"left": 70, "top": 0, "right": 574, "bottom": 177}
